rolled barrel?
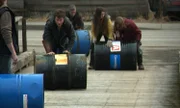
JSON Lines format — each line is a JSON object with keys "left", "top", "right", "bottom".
{"left": 0, "top": 74, "right": 44, "bottom": 108}
{"left": 94, "top": 41, "right": 137, "bottom": 70}
{"left": 34, "top": 54, "right": 87, "bottom": 90}
{"left": 71, "top": 30, "right": 91, "bottom": 56}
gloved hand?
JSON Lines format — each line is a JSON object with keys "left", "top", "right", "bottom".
{"left": 106, "top": 40, "right": 113, "bottom": 47}
{"left": 93, "top": 38, "right": 97, "bottom": 43}
{"left": 63, "top": 50, "right": 71, "bottom": 54}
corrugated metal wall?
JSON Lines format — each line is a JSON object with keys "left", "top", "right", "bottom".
{"left": 8, "top": 0, "right": 149, "bottom": 19}
{"left": 8, "top": 0, "right": 24, "bottom": 9}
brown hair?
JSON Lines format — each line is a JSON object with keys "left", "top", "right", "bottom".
{"left": 0, "top": 0, "right": 5, "bottom": 6}
{"left": 114, "top": 16, "right": 126, "bottom": 33}
{"left": 93, "top": 7, "right": 109, "bottom": 37}
{"left": 54, "top": 9, "right": 66, "bottom": 18}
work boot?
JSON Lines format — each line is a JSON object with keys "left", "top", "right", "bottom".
{"left": 138, "top": 64, "right": 145, "bottom": 70}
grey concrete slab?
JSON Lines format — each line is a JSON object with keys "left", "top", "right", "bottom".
{"left": 19, "top": 60, "right": 180, "bottom": 108}
{"left": 17, "top": 23, "right": 180, "bottom": 108}
{"left": 18, "top": 21, "right": 180, "bottom": 30}
{"left": 17, "top": 28, "right": 180, "bottom": 47}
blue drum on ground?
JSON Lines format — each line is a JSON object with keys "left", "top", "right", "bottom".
{"left": 0, "top": 74, "right": 44, "bottom": 108}
{"left": 71, "top": 30, "right": 91, "bottom": 55}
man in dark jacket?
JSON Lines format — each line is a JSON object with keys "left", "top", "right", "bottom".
{"left": 66, "top": 4, "right": 84, "bottom": 30}
{"left": 42, "top": 9, "right": 75, "bottom": 54}
{"left": 0, "top": 0, "right": 18, "bottom": 73}
{"left": 114, "top": 16, "right": 144, "bottom": 70}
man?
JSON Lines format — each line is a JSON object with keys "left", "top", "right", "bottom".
{"left": 66, "top": 4, "right": 84, "bottom": 30}
{"left": 0, "top": 0, "right": 18, "bottom": 73}
{"left": 88, "top": 7, "right": 113, "bottom": 69}
{"left": 42, "top": 9, "right": 75, "bottom": 54}
{"left": 114, "top": 16, "right": 144, "bottom": 70}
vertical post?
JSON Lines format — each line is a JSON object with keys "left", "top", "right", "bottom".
{"left": 160, "top": 0, "right": 162, "bottom": 29}
{"left": 22, "top": 12, "right": 27, "bottom": 52}
{"left": 179, "top": 51, "right": 180, "bottom": 74}
{"left": 179, "top": 51, "right": 180, "bottom": 85}
{"left": 33, "top": 49, "right": 36, "bottom": 73}
{"left": 15, "top": 20, "right": 20, "bottom": 54}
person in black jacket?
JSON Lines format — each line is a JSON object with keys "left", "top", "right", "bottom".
{"left": 42, "top": 9, "right": 75, "bottom": 54}
{"left": 66, "top": 4, "right": 84, "bottom": 30}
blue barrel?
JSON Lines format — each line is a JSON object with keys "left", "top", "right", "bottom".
{"left": 94, "top": 41, "right": 137, "bottom": 70}
{"left": 0, "top": 74, "right": 44, "bottom": 108}
{"left": 71, "top": 30, "right": 91, "bottom": 55}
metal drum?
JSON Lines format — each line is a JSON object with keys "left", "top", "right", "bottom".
{"left": 34, "top": 54, "right": 87, "bottom": 90}
{"left": 71, "top": 30, "right": 91, "bottom": 56}
{"left": 0, "top": 74, "right": 44, "bottom": 108}
{"left": 94, "top": 41, "right": 137, "bottom": 70}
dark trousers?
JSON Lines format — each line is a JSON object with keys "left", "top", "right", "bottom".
{"left": 53, "top": 48, "right": 63, "bottom": 54}
{"left": 0, "top": 55, "right": 12, "bottom": 74}
{"left": 137, "top": 42, "right": 143, "bottom": 65}
{"left": 89, "top": 34, "right": 108, "bottom": 67}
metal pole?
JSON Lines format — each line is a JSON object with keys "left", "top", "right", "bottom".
{"left": 22, "top": 1, "right": 27, "bottom": 52}
{"left": 160, "top": 0, "right": 162, "bottom": 29}
{"left": 22, "top": 13, "right": 27, "bottom": 52}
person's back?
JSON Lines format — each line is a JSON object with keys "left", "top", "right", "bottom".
{"left": 0, "top": 0, "right": 18, "bottom": 73}
{"left": 115, "top": 18, "right": 141, "bottom": 42}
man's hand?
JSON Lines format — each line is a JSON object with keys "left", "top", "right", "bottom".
{"left": 106, "top": 40, "right": 113, "bottom": 47}
{"left": 11, "top": 54, "right": 18, "bottom": 64}
{"left": 114, "top": 31, "right": 120, "bottom": 40}
{"left": 47, "top": 52, "right": 55, "bottom": 55}
{"left": 63, "top": 50, "right": 71, "bottom": 54}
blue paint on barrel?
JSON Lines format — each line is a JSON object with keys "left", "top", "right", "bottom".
{"left": 0, "top": 74, "right": 44, "bottom": 108}
{"left": 71, "top": 30, "right": 91, "bottom": 55}
{"left": 110, "top": 54, "right": 121, "bottom": 70}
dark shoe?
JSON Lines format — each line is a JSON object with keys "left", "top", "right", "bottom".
{"left": 138, "top": 64, "right": 145, "bottom": 70}
{"left": 88, "top": 66, "right": 94, "bottom": 70}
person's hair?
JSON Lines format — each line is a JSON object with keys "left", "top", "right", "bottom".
{"left": 0, "top": 0, "right": 5, "bottom": 2}
{"left": 54, "top": 9, "right": 66, "bottom": 18}
{"left": 69, "top": 4, "right": 76, "bottom": 10}
{"left": 94, "top": 7, "right": 105, "bottom": 18}
{"left": 0, "top": 0, "right": 5, "bottom": 5}
{"left": 114, "top": 16, "right": 126, "bottom": 32}
{"left": 92, "top": 7, "right": 109, "bottom": 36}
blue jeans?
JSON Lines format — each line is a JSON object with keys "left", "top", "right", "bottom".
{"left": 0, "top": 55, "right": 12, "bottom": 74}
